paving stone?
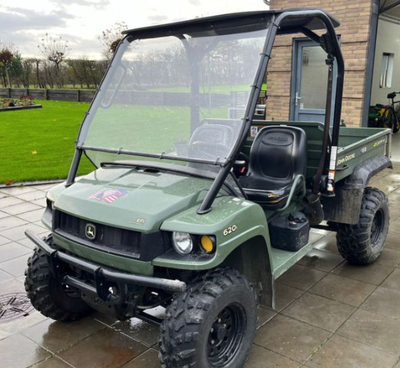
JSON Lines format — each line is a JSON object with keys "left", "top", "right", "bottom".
{"left": 0, "top": 310, "right": 48, "bottom": 341}
{"left": 0, "top": 253, "right": 30, "bottom": 277}
{"left": 30, "top": 357, "right": 73, "bottom": 368}
{"left": 22, "top": 317, "right": 105, "bottom": 353}
{"left": 306, "top": 334, "right": 398, "bottom": 368}
{"left": 254, "top": 314, "right": 330, "bottom": 363}
{"left": 16, "top": 191, "right": 46, "bottom": 202}
{"left": 282, "top": 292, "right": 355, "bottom": 332}
{"left": 30, "top": 198, "right": 47, "bottom": 207}
{"left": 0, "top": 186, "right": 38, "bottom": 195}
{"left": 121, "top": 349, "right": 160, "bottom": 368}
{"left": 0, "top": 234, "right": 11, "bottom": 245}
{"left": 0, "top": 211, "right": 10, "bottom": 219}
{"left": 297, "top": 249, "right": 344, "bottom": 272}
{"left": 257, "top": 307, "right": 276, "bottom": 329}
{"left": 58, "top": 327, "right": 148, "bottom": 368}
{"left": 0, "top": 277, "right": 25, "bottom": 294}
{"left": 0, "top": 334, "right": 50, "bottom": 368}
{"left": 385, "top": 232, "right": 400, "bottom": 251}
{"left": 0, "top": 242, "right": 31, "bottom": 263}
{"left": 113, "top": 318, "right": 160, "bottom": 347}
{"left": 33, "top": 220, "right": 47, "bottom": 229}
{"left": 32, "top": 184, "right": 56, "bottom": 191}
{"left": 337, "top": 309, "right": 400, "bottom": 354}
{"left": 375, "top": 248, "right": 400, "bottom": 267}
{"left": 0, "top": 268, "right": 14, "bottom": 284}
{"left": 309, "top": 274, "right": 376, "bottom": 307}
{"left": 381, "top": 268, "right": 400, "bottom": 291}
{"left": 244, "top": 345, "right": 301, "bottom": 368}
{"left": 312, "top": 233, "right": 340, "bottom": 254}
{"left": 0, "top": 217, "right": 28, "bottom": 232}
{"left": 361, "top": 287, "right": 400, "bottom": 319}
{"left": 17, "top": 209, "right": 44, "bottom": 223}
{"left": 332, "top": 262, "right": 394, "bottom": 285}
{"left": 92, "top": 311, "right": 118, "bottom": 327}
{"left": 0, "top": 197, "right": 24, "bottom": 209}
{"left": 271, "top": 282, "right": 304, "bottom": 312}
{"left": 2, "top": 202, "right": 42, "bottom": 216}
{"left": 277, "top": 265, "right": 327, "bottom": 291}
{"left": 0, "top": 223, "right": 46, "bottom": 241}
{"left": 17, "top": 237, "right": 36, "bottom": 250}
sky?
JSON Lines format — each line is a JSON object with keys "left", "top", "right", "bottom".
{"left": 0, "top": 0, "right": 270, "bottom": 60}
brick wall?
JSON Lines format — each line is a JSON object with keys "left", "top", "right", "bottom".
{"left": 267, "top": 0, "right": 373, "bottom": 126}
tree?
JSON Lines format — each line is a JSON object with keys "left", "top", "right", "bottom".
{"left": 38, "top": 34, "right": 70, "bottom": 87}
{"left": 98, "top": 22, "right": 128, "bottom": 60}
{"left": 0, "top": 43, "right": 17, "bottom": 87}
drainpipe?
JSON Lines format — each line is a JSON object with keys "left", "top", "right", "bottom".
{"left": 362, "top": 0, "right": 380, "bottom": 127}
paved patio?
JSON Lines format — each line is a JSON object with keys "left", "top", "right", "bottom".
{"left": 1, "top": 167, "right": 400, "bottom": 368}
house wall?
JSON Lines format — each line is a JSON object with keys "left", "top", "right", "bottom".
{"left": 371, "top": 16, "right": 400, "bottom": 105}
{"left": 267, "top": 0, "right": 373, "bottom": 127}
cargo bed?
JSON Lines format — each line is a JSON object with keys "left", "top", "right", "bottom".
{"left": 246, "top": 121, "right": 392, "bottom": 182}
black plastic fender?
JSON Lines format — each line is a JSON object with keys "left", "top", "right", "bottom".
{"left": 323, "top": 155, "right": 392, "bottom": 225}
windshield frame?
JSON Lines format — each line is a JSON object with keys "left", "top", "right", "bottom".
{"left": 76, "top": 25, "right": 272, "bottom": 168}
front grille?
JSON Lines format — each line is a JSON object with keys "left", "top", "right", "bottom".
{"left": 55, "top": 211, "right": 141, "bottom": 258}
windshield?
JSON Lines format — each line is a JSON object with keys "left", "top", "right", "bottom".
{"left": 81, "top": 26, "right": 268, "bottom": 169}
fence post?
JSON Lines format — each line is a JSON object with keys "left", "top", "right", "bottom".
{"left": 45, "top": 89, "right": 49, "bottom": 100}
{"left": 8, "top": 88, "right": 11, "bottom": 98}
{"left": 77, "top": 89, "right": 81, "bottom": 102}
{"left": 26, "top": 88, "right": 29, "bottom": 96}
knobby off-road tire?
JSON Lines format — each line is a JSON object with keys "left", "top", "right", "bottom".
{"left": 337, "top": 187, "right": 389, "bottom": 265}
{"left": 25, "top": 246, "right": 93, "bottom": 322}
{"left": 159, "top": 268, "right": 257, "bottom": 368}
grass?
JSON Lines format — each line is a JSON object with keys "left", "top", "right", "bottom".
{"left": 0, "top": 99, "right": 229, "bottom": 184}
{"left": 0, "top": 100, "right": 93, "bottom": 184}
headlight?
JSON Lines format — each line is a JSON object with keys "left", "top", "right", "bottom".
{"left": 172, "top": 232, "right": 193, "bottom": 255}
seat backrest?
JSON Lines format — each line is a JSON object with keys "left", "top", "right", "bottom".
{"left": 244, "top": 126, "right": 307, "bottom": 190}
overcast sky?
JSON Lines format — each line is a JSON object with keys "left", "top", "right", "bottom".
{"left": 0, "top": 0, "right": 269, "bottom": 59}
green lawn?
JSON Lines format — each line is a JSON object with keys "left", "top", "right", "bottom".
{"left": 0, "top": 100, "right": 94, "bottom": 184}
{"left": 0, "top": 100, "right": 230, "bottom": 184}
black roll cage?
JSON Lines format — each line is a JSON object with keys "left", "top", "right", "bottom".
{"left": 66, "top": 8, "right": 344, "bottom": 215}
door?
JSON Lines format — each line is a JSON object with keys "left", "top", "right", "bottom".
{"left": 291, "top": 39, "right": 336, "bottom": 123}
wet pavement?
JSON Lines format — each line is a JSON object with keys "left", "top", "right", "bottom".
{"left": 1, "top": 168, "right": 400, "bottom": 367}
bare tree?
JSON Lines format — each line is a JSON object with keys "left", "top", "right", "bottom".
{"left": 38, "top": 34, "right": 70, "bottom": 87}
{"left": 98, "top": 22, "right": 128, "bottom": 60}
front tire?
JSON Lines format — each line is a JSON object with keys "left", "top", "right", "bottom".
{"left": 159, "top": 268, "right": 257, "bottom": 368}
{"left": 25, "top": 245, "right": 93, "bottom": 322}
{"left": 336, "top": 187, "right": 389, "bottom": 265}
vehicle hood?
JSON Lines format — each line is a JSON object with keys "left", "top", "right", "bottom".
{"left": 51, "top": 167, "right": 212, "bottom": 232}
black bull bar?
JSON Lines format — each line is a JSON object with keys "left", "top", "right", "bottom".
{"left": 25, "top": 230, "right": 187, "bottom": 302}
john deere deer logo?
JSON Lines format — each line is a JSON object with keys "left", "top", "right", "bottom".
{"left": 85, "top": 224, "right": 96, "bottom": 240}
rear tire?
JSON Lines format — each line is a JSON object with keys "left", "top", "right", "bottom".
{"left": 159, "top": 268, "right": 257, "bottom": 368}
{"left": 25, "top": 245, "right": 93, "bottom": 322}
{"left": 336, "top": 187, "right": 389, "bottom": 265}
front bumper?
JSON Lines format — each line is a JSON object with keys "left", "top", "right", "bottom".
{"left": 25, "top": 230, "right": 187, "bottom": 301}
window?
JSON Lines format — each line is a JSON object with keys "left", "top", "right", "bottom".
{"left": 380, "top": 53, "right": 394, "bottom": 88}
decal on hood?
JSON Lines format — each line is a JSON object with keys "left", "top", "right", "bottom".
{"left": 88, "top": 189, "right": 128, "bottom": 203}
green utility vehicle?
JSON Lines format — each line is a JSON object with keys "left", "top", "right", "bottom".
{"left": 25, "top": 9, "right": 393, "bottom": 368}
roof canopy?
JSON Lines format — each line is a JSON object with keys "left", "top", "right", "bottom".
{"left": 123, "top": 9, "right": 340, "bottom": 40}
{"left": 380, "top": 0, "right": 400, "bottom": 18}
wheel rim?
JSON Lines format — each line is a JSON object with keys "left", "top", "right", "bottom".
{"left": 207, "top": 303, "right": 246, "bottom": 366}
{"left": 371, "top": 208, "right": 384, "bottom": 246}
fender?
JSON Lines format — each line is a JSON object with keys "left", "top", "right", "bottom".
{"left": 155, "top": 196, "right": 275, "bottom": 307}
{"left": 323, "top": 155, "right": 392, "bottom": 224}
